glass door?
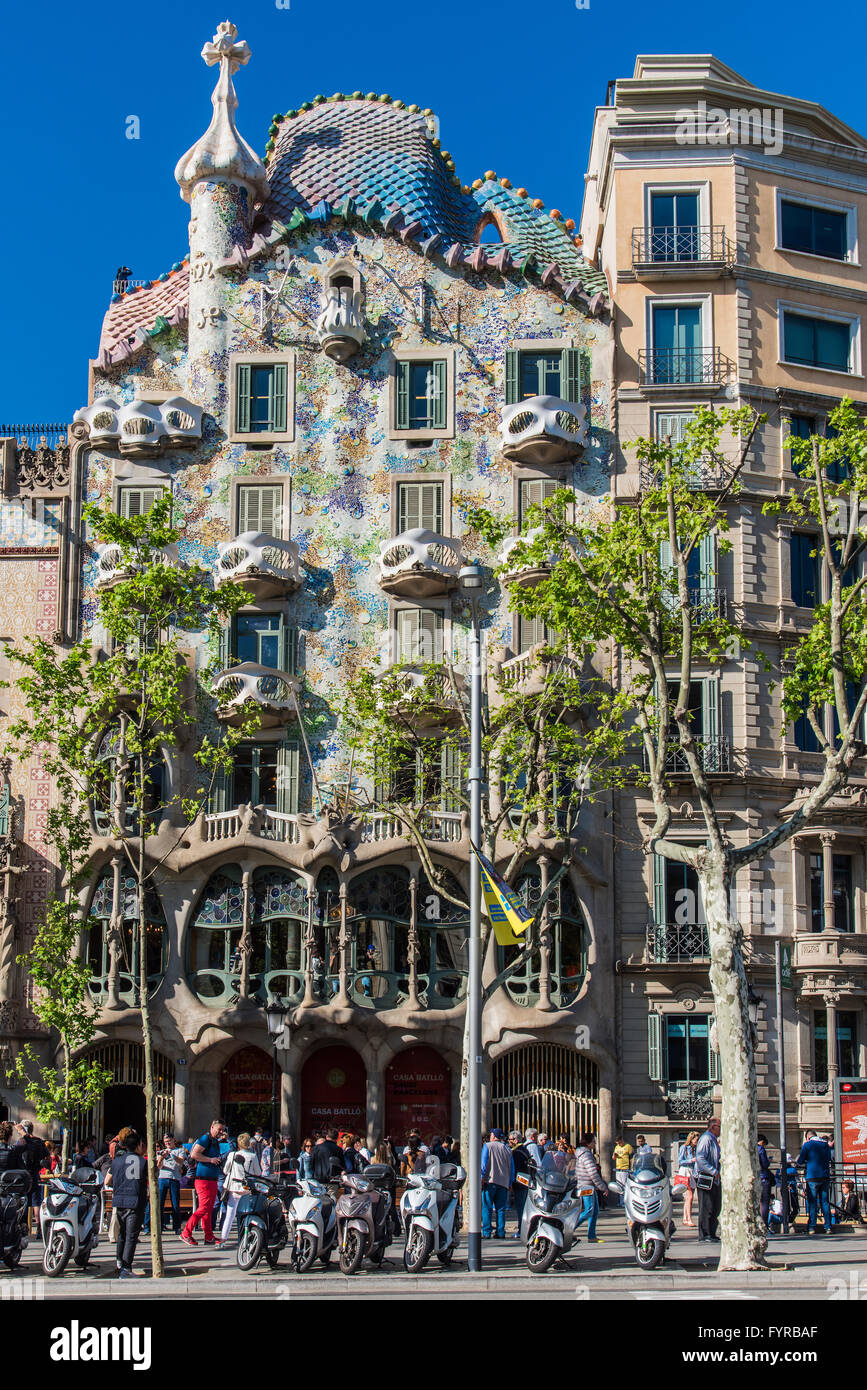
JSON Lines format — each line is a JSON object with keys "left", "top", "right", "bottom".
{"left": 650, "top": 191, "right": 700, "bottom": 261}
{"left": 651, "top": 304, "right": 702, "bottom": 383}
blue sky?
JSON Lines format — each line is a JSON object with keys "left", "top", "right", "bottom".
{"left": 4, "top": 0, "right": 865, "bottom": 423}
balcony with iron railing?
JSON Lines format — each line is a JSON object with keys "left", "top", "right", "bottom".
{"left": 215, "top": 532, "right": 304, "bottom": 600}
{"left": 665, "top": 1081, "right": 717, "bottom": 1122}
{"left": 646, "top": 920, "right": 710, "bottom": 964}
{"left": 643, "top": 738, "right": 731, "bottom": 776}
{"left": 638, "top": 348, "right": 728, "bottom": 388}
{"left": 377, "top": 529, "right": 462, "bottom": 599}
{"left": 638, "top": 458, "right": 728, "bottom": 492}
{"left": 632, "top": 225, "right": 732, "bottom": 274}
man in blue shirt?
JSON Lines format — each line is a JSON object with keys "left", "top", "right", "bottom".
{"left": 796, "top": 1130, "right": 833, "bottom": 1235}
{"left": 695, "top": 1117, "right": 722, "bottom": 1242}
{"left": 181, "top": 1118, "right": 226, "bottom": 1247}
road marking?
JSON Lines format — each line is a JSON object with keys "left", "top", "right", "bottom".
{"left": 632, "top": 1290, "right": 760, "bottom": 1300}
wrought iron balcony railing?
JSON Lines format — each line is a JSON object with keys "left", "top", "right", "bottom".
{"left": 377, "top": 528, "right": 462, "bottom": 598}
{"left": 638, "top": 348, "right": 727, "bottom": 387}
{"left": 632, "top": 225, "right": 731, "bottom": 267}
{"left": 646, "top": 921, "right": 710, "bottom": 963}
{"left": 639, "top": 459, "right": 728, "bottom": 492}
{"left": 499, "top": 395, "right": 589, "bottom": 466}
{"left": 665, "top": 1081, "right": 716, "bottom": 1122}
{"left": 643, "top": 737, "right": 731, "bottom": 776}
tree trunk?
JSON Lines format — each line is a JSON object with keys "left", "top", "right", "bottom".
{"left": 701, "top": 857, "right": 767, "bottom": 1270}
{"left": 61, "top": 1038, "right": 70, "bottom": 1171}
{"left": 138, "top": 837, "right": 164, "bottom": 1278}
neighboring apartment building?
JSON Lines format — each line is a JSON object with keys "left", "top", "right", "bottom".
{"left": 0, "top": 24, "right": 616, "bottom": 1147}
{"left": 581, "top": 55, "right": 867, "bottom": 1147}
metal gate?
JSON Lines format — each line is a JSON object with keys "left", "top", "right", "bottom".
{"left": 492, "top": 1044, "right": 598, "bottom": 1140}
{"left": 75, "top": 1042, "right": 175, "bottom": 1143}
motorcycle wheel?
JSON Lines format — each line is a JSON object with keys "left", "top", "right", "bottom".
{"left": 236, "top": 1225, "right": 264, "bottom": 1273}
{"left": 436, "top": 1244, "right": 454, "bottom": 1267}
{"left": 635, "top": 1235, "right": 665, "bottom": 1270}
{"left": 295, "top": 1232, "right": 317, "bottom": 1273}
{"left": 403, "top": 1226, "right": 433, "bottom": 1273}
{"left": 339, "top": 1229, "right": 365, "bottom": 1276}
{"left": 526, "top": 1236, "right": 558, "bottom": 1273}
{"left": 4, "top": 1247, "right": 22, "bottom": 1271}
{"left": 43, "top": 1228, "right": 73, "bottom": 1278}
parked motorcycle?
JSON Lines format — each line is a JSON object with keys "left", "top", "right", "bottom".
{"left": 521, "top": 1164, "right": 583, "bottom": 1272}
{"left": 400, "top": 1159, "right": 466, "bottom": 1272}
{"left": 336, "top": 1164, "right": 395, "bottom": 1274}
{"left": 41, "top": 1166, "right": 104, "bottom": 1277}
{"left": 0, "top": 1168, "right": 31, "bottom": 1271}
{"left": 235, "top": 1173, "right": 294, "bottom": 1273}
{"left": 620, "top": 1150, "right": 673, "bottom": 1269}
{"left": 287, "top": 1176, "right": 338, "bottom": 1272}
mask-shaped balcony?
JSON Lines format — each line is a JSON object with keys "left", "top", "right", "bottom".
{"left": 499, "top": 395, "right": 588, "bottom": 466}
{"left": 315, "top": 285, "right": 366, "bottom": 363}
{"left": 214, "top": 663, "right": 301, "bottom": 729}
{"left": 74, "top": 395, "right": 203, "bottom": 456}
{"left": 499, "top": 529, "right": 554, "bottom": 589}
{"left": 383, "top": 663, "right": 466, "bottom": 731}
{"left": 215, "top": 531, "right": 304, "bottom": 600}
{"left": 378, "top": 529, "right": 462, "bottom": 599}
{"left": 94, "top": 541, "right": 180, "bottom": 590}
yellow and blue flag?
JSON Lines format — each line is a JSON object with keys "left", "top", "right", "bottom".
{"left": 471, "top": 844, "right": 534, "bottom": 947}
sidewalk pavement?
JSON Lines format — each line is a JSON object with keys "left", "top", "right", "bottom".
{"left": 7, "top": 1207, "right": 866, "bottom": 1300}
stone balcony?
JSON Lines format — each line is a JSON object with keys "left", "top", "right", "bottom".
{"left": 94, "top": 541, "right": 180, "bottom": 590}
{"left": 793, "top": 930, "right": 867, "bottom": 982}
{"left": 493, "top": 644, "right": 583, "bottom": 700}
{"left": 213, "top": 663, "right": 301, "bottom": 728}
{"left": 315, "top": 285, "right": 366, "bottom": 362}
{"left": 499, "top": 395, "right": 588, "bottom": 466}
{"left": 74, "top": 395, "right": 203, "bottom": 456}
{"left": 384, "top": 663, "right": 466, "bottom": 730}
{"left": 499, "top": 528, "right": 555, "bottom": 590}
{"left": 377, "top": 528, "right": 462, "bottom": 599}
{"left": 215, "top": 531, "right": 304, "bottom": 600}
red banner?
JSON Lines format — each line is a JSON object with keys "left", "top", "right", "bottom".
{"left": 220, "top": 1046, "right": 272, "bottom": 1105}
{"left": 300, "top": 1046, "right": 367, "bottom": 1138}
{"left": 385, "top": 1047, "right": 451, "bottom": 1144}
{"left": 840, "top": 1092, "right": 867, "bottom": 1163}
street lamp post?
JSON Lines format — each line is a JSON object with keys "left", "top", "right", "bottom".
{"left": 459, "top": 562, "right": 484, "bottom": 1273}
{"left": 265, "top": 997, "right": 288, "bottom": 1143}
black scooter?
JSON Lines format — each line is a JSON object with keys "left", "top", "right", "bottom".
{"left": 0, "top": 1168, "right": 32, "bottom": 1270}
{"left": 236, "top": 1173, "right": 295, "bottom": 1273}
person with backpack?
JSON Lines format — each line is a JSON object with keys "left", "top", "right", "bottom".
{"left": 12, "top": 1122, "right": 48, "bottom": 1235}
{"left": 312, "top": 1128, "right": 345, "bottom": 1197}
{"left": 108, "top": 1129, "right": 148, "bottom": 1277}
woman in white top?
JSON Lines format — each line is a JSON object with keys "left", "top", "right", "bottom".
{"left": 220, "top": 1133, "right": 261, "bottom": 1244}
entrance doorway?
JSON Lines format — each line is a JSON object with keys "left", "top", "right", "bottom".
{"left": 300, "top": 1046, "right": 366, "bottom": 1139}
{"left": 492, "top": 1044, "right": 598, "bottom": 1141}
{"left": 220, "top": 1046, "right": 274, "bottom": 1136}
{"left": 385, "top": 1047, "right": 451, "bottom": 1143}
{"left": 102, "top": 1084, "right": 146, "bottom": 1137}
{"left": 75, "top": 1042, "right": 175, "bottom": 1146}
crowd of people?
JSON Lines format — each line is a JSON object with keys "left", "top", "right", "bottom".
{"left": 2, "top": 1111, "right": 865, "bottom": 1275}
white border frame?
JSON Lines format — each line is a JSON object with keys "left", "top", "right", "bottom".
{"left": 228, "top": 350, "right": 296, "bottom": 445}
{"left": 642, "top": 181, "right": 711, "bottom": 234}
{"left": 777, "top": 300, "right": 862, "bottom": 379}
{"left": 645, "top": 294, "right": 714, "bottom": 356}
{"left": 775, "top": 187, "right": 859, "bottom": 267}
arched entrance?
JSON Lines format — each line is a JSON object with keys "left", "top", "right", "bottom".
{"left": 76, "top": 1042, "right": 175, "bottom": 1145}
{"left": 492, "top": 1044, "right": 598, "bottom": 1141}
{"left": 220, "top": 1046, "right": 274, "bottom": 1135}
{"left": 385, "top": 1047, "right": 451, "bottom": 1144}
{"left": 300, "top": 1046, "right": 366, "bottom": 1139}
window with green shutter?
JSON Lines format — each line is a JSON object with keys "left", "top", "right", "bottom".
{"left": 518, "top": 349, "right": 562, "bottom": 399}
{"left": 394, "top": 360, "right": 449, "bottom": 432}
{"left": 397, "top": 481, "right": 444, "bottom": 533}
{"left": 238, "top": 484, "right": 284, "bottom": 536}
{"left": 518, "top": 477, "right": 558, "bottom": 524}
{"left": 231, "top": 613, "right": 296, "bottom": 672}
{"left": 647, "top": 1011, "right": 664, "bottom": 1081}
{"left": 396, "top": 608, "right": 444, "bottom": 663}
{"left": 234, "top": 360, "right": 291, "bottom": 435}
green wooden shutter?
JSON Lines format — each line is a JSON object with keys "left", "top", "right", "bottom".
{"left": 277, "top": 740, "right": 300, "bottom": 815}
{"left": 209, "top": 763, "right": 228, "bottom": 814}
{"left": 505, "top": 350, "right": 520, "bottom": 406}
{"left": 702, "top": 679, "right": 719, "bottom": 767}
{"left": 708, "top": 1019, "right": 722, "bottom": 1082}
{"left": 395, "top": 361, "right": 411, "bottom": 431}
{"left": 269, "top": 362, "right": 288, "bottom": 434}
{"left": 561, "top": 347, "right": 581, "bottom": 404}
{"left": 441, "top": 739, "right": 462, "bottom": 812}
{"left": 397, "top": 483, "right": 416, "bottom": 532}
{"left": 236, "top": 363, "right": 252, "bottom": 433}
{"left": 421, "top": 483, "right": 443, "bottom": 532}
{"left": 659, "top": 539, "right": 676, "bottom": 611}
{"left": 648, "top": 1011, "right": 663, "bottom": 1082}
{"left": 519, "top": 477, "right": 557, "bottom": 523}
{"left": 217, "top": 622, "right": 230, "bottom": 670}
{"left": 239, "top": 485, "right": 282, "bottom": 535}
{"left": 431, "top": 360, "right": 447, "bottom": 430}
{"left": 281, "top": 625, "right": 297, "bottom": 676}
{"left": 699, "top": 532, "right": 715, "bottom": 592}
{"left": 652, "top": 852, "right": 667, "bottom": 927}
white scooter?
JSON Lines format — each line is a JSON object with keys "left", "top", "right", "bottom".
{"left": 521, "top": 1164, "right": 583, "bottom": 1273}
{"left": 616, "top": 1151, "right": 674, "bottom": 1269}
{"left": 287, "top": 1176, "right": 338, "bottom": 1272}
{"left": 41, "top": 1165, "right": 104, "bottom": 1276}
{"left": 400, "top": 1159, "right": 466, "bottom": 1272}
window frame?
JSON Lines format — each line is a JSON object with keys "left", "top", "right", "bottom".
{"left": 228, "top": 351, "right": 296, "bottom": 444}
{"left": 229, "top": 476, "right": 291, "bottom": 539}
{"left": 775, "top": 187, "right": 858, "bottom": 266}
{"left": 388, "top": 347, "right": 455, "bottom": 441}
{"left": 504, "top": 337, "right": 584, "bottom": 407}
{"left": 115, "top": 483, "right": 170, "bottom": 520}
{"left": 391, "top": 601, "right": 448, "bottom": 665}
{"left": 393, "top": 477, "right": 446, "bottom": 536}
{"left": 778, "top": 301, "right": 861, "bottom": 378}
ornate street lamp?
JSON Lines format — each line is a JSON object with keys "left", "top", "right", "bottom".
{"left": 459, "top": 562, "right": 484, "bottom": 1273}
{"left": 265, "top": 997, "right": 288, "bottom": 1143}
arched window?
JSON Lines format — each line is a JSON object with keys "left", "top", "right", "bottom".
{"left": 499, "top": 866, "right": 587, "bottom": 1008}
{"left": 187, "top": 869, "right": 244, "bottom": 1006}
{"left": 92, "top": 726, "right": 166, "bottom": 835}
{"left": 87, "top": 868, "right": 167, "bottom": 1005}
{"left": 345, "top": 867, "right": 413, "bottom": 1009}
{"left": 476, "top": 215, "right": 505, "bottom": 246}
{"left": 417, "top": 868, "right": 469, "bottom": 1004}
{"left": 249, "top": 868, "right": 308, "bottom": 1004}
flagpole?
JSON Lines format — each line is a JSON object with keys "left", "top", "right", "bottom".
{"left": 460, "top": 563, "right": 484, "bottom": 1274}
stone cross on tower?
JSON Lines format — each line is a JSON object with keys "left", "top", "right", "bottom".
{"left": 174, "top": 20, "right": 269, "bottom": 410}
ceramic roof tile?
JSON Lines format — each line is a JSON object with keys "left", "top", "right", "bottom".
{"left": 96, "top": 268, "right": 190, "bottom": 368}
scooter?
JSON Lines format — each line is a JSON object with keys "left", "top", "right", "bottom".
{"left": 235, "top": 1173, "right": 294, "bottom": 1273}
{"left": 400, "top": 1160, "right": 466, "bottom": 1272}
{"left": 521, "top": 1165, "right": 582, "bottom": 1273}
{"left": 0, "top": 1168, "right": 31, "bottom": 1270}
{"left": 41, "top": 1165, "right": 104, "bottom": 1276}
{"left": 620, "top": 1150, "right": 674, "bottom": 1269}
{"left": 335, "top": 1164, "right": 395, "bottom": 1274}
{"left": 287, "top": 1176, "right": 338, "bottom": 1272}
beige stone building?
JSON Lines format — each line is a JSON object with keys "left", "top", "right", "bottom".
{"left": 581, "top": 55, "right": 867, "bottom": 1151}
